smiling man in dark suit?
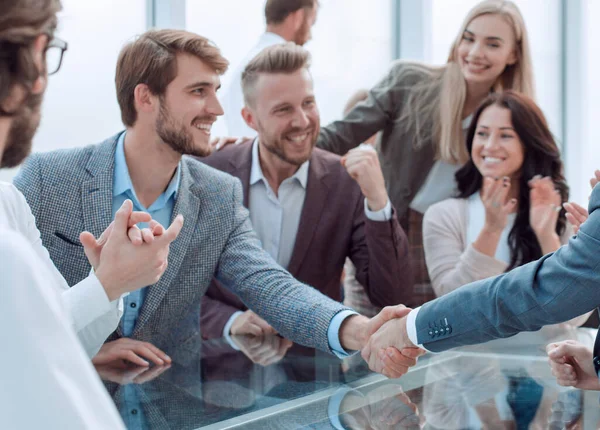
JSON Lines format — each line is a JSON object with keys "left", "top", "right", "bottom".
{"left": 200, "top": 43, "right": 412, "bottom": 343}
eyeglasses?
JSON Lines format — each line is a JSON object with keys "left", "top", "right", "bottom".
{"left": 45, "top": 36, "right": 68, "bottom": 75}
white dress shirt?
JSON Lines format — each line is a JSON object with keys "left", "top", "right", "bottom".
{"left": 221, "top": 32, "right": 287, "bottom": 137}
{"left": 0, "top": 191, "right": 125, "bottom": 428}
{"left": 0, "top": 182, "right": 123, "bottom": 357}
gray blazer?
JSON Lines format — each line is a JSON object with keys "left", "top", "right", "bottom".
{"left": 13, "top": 133, "right": 348, "bottom": 353}
{"left": 415, "top": 184, "right": 600, "bottom": 352}
{"left": 317, "top": 61, "right": 437, "bottom": 226}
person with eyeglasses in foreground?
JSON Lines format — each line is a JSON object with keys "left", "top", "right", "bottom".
{"left": 0, "top": 0, "right": 183, "bottom": 427}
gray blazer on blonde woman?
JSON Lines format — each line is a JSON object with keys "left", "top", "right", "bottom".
{"left": 13, "top": 133, "right": 348, "bottom": 352}
{"left": 317, "top": 61, "right": 438, "bottom": 227}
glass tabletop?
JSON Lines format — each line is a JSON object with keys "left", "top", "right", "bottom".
{"left": 97, "top": 325, "right": 600, "bottom": 429}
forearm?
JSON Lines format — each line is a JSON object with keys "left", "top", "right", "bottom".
{"left": 536, "top": 232, "right": 561, "bottom": 255}
{"left": 63, "top": 274, "right": 121, "bottom": 357}
{"left": 472, "top": 227, "right": 502, "bottom": 258}
{"left": 359, "top": 212, "right": 412, "bottom": 306}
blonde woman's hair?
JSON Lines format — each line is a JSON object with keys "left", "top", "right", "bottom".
{"left": 397, "top": 0, "right": 534, "bottom": 164}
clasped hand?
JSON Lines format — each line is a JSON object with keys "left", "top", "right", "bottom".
{"left": 354, "top": 305, "right": 426, "bottom": 379}
{"left": 79, "top": 199, "right": 184, "bottom": 301}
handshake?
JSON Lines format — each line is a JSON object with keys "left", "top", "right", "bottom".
{"left": 339, "top": 305, "right": 426, "bottom": 378}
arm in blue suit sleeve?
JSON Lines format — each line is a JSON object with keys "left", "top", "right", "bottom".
{"left": 414, "top": 185, "right": 600, "bottom": 353}
{"left": 215, "top": 178, "right": 353, "bottom": 354}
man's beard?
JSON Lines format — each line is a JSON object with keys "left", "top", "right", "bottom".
{"left": 1, "top": 93, "right": 43, "bottom": 168}
{"left": 155, "top": 100, "right": 212, "bottom": 158}
{"left": 260, "top": 122, "right": 317, "bottom": 167}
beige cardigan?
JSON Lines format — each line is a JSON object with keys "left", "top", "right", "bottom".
{"left": 423, "top": 198, "right": 590, "bottom": 327}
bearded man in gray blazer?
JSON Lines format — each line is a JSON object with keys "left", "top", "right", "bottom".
{"left": 14, "top": 29, "right": 420, "bottom": 373}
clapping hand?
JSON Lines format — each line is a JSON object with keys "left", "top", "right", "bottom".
{"left": 481, "top": 176, "right": 517, "bottom": 233}
{"left": 563, "top": 170, "right": 600, "bottom": 233}
{"left": 529, "top": 175, "right": 561, "bottom": 237}
{"left": 563, "top": 202, "right": 588, "bottom": 234}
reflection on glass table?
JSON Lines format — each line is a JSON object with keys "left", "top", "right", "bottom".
{"left": 96, "top": 325, "right": 600, "bottom": 429}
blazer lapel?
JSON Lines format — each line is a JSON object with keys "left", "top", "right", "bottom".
{"left": 81, "top": 136, "right": 119, "bottom": 241}
{"left": 286, "top": 154, "right": 330, "bottom": 275}
{"left": 228, "top": 140, "right": 253, "bottom": 207}
{"left": 133, "top": 160, "right": 201, "bottom": 337}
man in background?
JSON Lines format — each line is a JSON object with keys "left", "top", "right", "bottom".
{"left": 221, "top": 0, "right": 319, "bottom": 136}
{"left": 201, "top": 44, "right": 412, "bottom": 343}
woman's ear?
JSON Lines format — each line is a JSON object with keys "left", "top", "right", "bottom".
{"left": 506, "top": 49, "right": 518, "bottom": 67}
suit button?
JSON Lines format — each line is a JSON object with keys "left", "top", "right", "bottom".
{"left": 434, "top": 330, "right": 439, "bottom": 335}
{"left": 130, "top": 302, "right": 137, "bottom": 309}
{"left": 428, "top": 330, "right": 433, "bottom": 337}
{"left": 131, "top": 409, "right": 138, "bottom": 415}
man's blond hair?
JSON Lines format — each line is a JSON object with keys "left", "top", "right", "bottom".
{"left": 241, "top": 43, "right": 311, "bottom": 107}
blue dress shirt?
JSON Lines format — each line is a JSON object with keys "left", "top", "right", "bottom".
{"left": 112, "top": 131, "right": 181, "bottom": 337}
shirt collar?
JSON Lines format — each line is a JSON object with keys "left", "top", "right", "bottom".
{"left": 250, "top": 138, "right": 309, "bottom": 189}
{"left": 261, "top": 32, "right": 287, "bottom": 45}
{"left": 113, "top": 131, "right": 181, "bottom": 206}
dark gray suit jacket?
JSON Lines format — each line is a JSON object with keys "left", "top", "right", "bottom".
{"left": 416, "top": 183, "right": 600, "bottom": 352}
{"left": 13, "top": 133, "right": 348, "bottom": 352}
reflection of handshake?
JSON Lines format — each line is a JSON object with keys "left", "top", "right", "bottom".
{"left": 338, "top": 305, "right": 427, "bottom": 379}
{"left": 339, "top": 384, "right": 423, "bottom": 429}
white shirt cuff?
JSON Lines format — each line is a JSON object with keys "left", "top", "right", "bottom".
{"left": 328, "top": 310, "right": 359, "bottom": 358}
{"left": 406, "top": 307, "right": 432, "bottom": 352}
{"left": 223, "top": 311, "right": 244, "bottom": 350}
{"left": 364, "top": 198, "right": 392, "bottom": 221}
{"left": 61, "top": 272, "right": 113, "bottom": 332}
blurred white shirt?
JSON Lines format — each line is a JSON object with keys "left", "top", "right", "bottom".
{"left": 0, "top": 182, "right": 123, "bottom": 357}
{"left": 0, "top": 183, "right": 124, "bottom": 428}
{"left": 221, "top": 32, "right": 287, "bottom": 137}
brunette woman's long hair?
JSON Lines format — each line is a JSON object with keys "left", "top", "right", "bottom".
{"left": 455, "top": 90, "right": 568, "bottom": 271}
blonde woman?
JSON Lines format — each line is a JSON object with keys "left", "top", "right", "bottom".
{"left": 318, "top": 0, "right": 534, "bottom": 307}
